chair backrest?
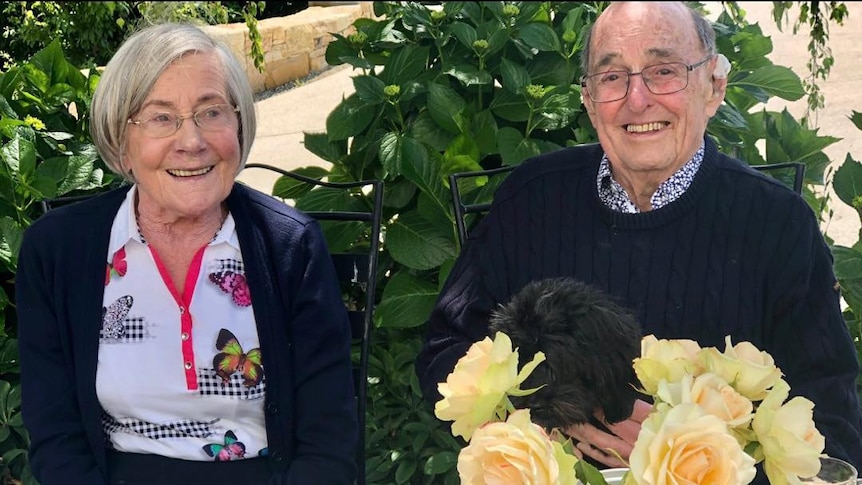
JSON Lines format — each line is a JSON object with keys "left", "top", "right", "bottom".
{"left": 242, "top": 163, "right": 382, "bottom": 485}
{"left": 449, "top": 161, "right": 806, "bottom": 247}
{"left": 750, "top": 161, "right": 805, "bottom": 195}
{"left": 449, "top": 165, "right": 517, "bottom": 247}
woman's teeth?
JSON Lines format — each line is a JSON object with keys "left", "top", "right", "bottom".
{"left": 167, "top": 166, "right": 213, "bottom": 177}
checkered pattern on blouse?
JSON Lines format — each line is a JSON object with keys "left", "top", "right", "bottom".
{"left": 196, "top": 368, "right": 266, "bottom": 400}
{"left": 99, "top": 316, "right": 150, "bottom": 343}
{"left": 209, "top": 258, "right": 245, "bottom": 274}
{"left": 102, "top": 411, "right": 218, "bottom": 440}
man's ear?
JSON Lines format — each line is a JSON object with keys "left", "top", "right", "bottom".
{"left": 706, "top": 54, "right": 729, "bottom": 111}
{"left": 582, "top": 87, "right": 597, "bottom": 117}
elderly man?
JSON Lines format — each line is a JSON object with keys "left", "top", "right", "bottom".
{"left": 416, "top": 0, "right": 862, "bottom": 476}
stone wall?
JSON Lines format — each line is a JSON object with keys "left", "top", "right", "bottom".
{"left": 202, "top": 2, "right": 376, "bottom": 93}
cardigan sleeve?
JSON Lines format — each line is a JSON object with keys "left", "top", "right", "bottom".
{"left": 281, "top": 221, "right": 358, "bottom": 484}
{"left": 765, "top": 203, "right": 862, "bottom": 470}
{"left": 16, "top": 224, "right": 108, "bottom": 485}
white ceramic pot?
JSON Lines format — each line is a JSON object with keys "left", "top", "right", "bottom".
{"left": 601, "top": 468, "right": 628, "bottom": 484}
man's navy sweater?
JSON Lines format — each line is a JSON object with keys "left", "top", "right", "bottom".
{"left": 417, "top": 139, "right": 862, "bottom": 469}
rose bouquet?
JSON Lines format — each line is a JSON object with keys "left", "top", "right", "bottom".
{"left": 435, "top": 332, "right": 827, "bottom": 485}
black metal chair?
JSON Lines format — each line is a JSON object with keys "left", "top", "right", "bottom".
{"left": 449, "top": 161, "right": 806, "bottom": 247}
{"left": 449, "top": 165, "right": 517, "bottom": 247}
{"left": 751, "top": 161, "right": 805, "bottom": 195}
{"left": 242, "top": 163, "right": 382, "bottom": 485}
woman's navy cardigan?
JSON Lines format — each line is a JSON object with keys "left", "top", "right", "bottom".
{"left": 17, "top": 183, "right": 357, "bottom": 484}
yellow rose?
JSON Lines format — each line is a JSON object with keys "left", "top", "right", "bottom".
{"left": 458, "top": 409, "right": 578, "bottom": 485}
{"left": 751, "top": 379, "right": 825, "bottom": 485}
{"left": 699, "top": 336, "right": 783, "bottom": 401}
{"left": 436, "top": 332, "right": 546, "bottom": 440}
{"left": 656, "top": 373, "right": 753, "bottom": 431}
{"left": 629, "top": 403, "right": 756, "bottom": 485}
{"left": 633, "top": 335, "right": 702, "bottom": 395}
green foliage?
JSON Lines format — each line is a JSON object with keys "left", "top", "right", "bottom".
{"left": 0, "top": 1, "right": 136, "bottom": 68}
{"left": 286, "top": 2, "right": 859, "bottom": 482}
{"left": 0, "top": 40, "right": 113, "bottom": 484}
{"left": 0, "top": 2, "right": 269, "bottom": 74}
{"left": 770, "top": 1, "right": 849, "bottom": 118}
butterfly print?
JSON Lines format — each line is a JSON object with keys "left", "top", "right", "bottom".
{"left": 213, "top": 328, "right": 264, "bottom": 388}
{"left": 104, "top": 247, "right": 128, "bottom": 285}
{"left": 209, "top": 271, "right": 252, "bottom": 307}
{"left": 102, "top": 295, "right": 133, "bottom": 339}
{"left": 202, "top": 430, "right": 246, "bottom": 461}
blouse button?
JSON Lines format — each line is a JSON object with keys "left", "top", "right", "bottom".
{"left": 184, "top": 362, "right": 192, "bottom": 370}
{"left": 181, "top": 332, "right": 190, "bottom": 341}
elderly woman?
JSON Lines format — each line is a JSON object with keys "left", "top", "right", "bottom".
{"left": 16, "top": 23, "right": 357, "bottom": 484}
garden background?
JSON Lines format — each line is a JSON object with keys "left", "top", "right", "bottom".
{"left": 2, "top": 2, "right": 862, "bottom": 484}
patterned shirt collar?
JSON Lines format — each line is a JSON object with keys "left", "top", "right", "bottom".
{"left": 597, "top": 141, "right": 705, "bottom": 213}
{"left": 108, "top": 185, "right": 240, "bottom": 257}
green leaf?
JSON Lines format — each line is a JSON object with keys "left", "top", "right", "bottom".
{"left": 471, "top": 110, "right": 499, "bottom": 156}
{"left": 496, "top": 128, "right": 541, "bottom": 165}
{"left": 0, "top": 217, "right": 26, "bottom": 268}
{"left": 428, "top": 83, "right": 466, "bottom": 134}
{"left": 732, "top": 65, "right": 804, "bottom": 101}
{"left": 39, "top": 155, "right": 94, "bottom": 196}
{"left": 449, "top": 22, "right": 478, "bottom": 49}
{"left": 378, "top": 132, "right": 401, "bottom": 176}
{"left": 1, "top": 135, "right": 36, "bottom": 182}
{"left": 834, "top": 245, "right": 862, "bottom": 282}
{"left": 575, "top": 459, "right": 609, "bottom": 485}
{"left": 490, "top": 89, "right": 530, "bottom": 123}
{"left": 324, "top": 35, "right": 355, "bottom": 67}
{"left": 376, "top": 271, "right": 439, "bottom": 328}
{"left": 833, "top": 155, "right": 862, "bottom": 210}
{"left": 442, "top": 134, "right": 481, "bottom": 176}
{"left": 409, "top": 112, "right": 453, "bottom": 153}
{"left": 387, "top": 211, "right": 456, "bottom": 270}
{"left": 443, "top": 64, "right": 492, "bottom": 87}
{"left": 381, "top": 45, "right": 430, "bottom": 86}
{"left": 500, "top": 57, "right": 531, "bottom": 94}
{"left": 353, "top": 75, "right": 387, "bottom": 105}
{"left": 527, "top": 52, "right": 576, "bottom": 85}
{"left": 518, "top": 23, "right": 561, "bottom": 52}
{"left": 850, "top": 111, "right": 862, "bottom": 132}
{"left": 303, "top": 132, "right": 346, "bottom": 164}
{"left": 325, "top": 94, "right": 376, "bottom": 141}
{"left": 423, "top": 451, "right": 458, "bottom": 474}
{"left": 28, "top": 39, "right": 69, "bottom": 87}
{"left": 394, "top": 458, "right": 417, "bottom": 484}
{"left": 272, "top": 167, "right": 330, "bottom": 200}
{"left": 397, "top": 139, "right": 451, "bottom": 217}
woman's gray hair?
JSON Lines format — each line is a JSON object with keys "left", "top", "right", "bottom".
{"left": 580, "top": 3, "right": 718, "bottom": 76}
{"left": 90, "top": 23, "right": 256, "bottom": 182}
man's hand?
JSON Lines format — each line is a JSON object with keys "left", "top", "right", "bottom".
{"left": 565, "top": 399, "right": 652, "bottom": 467}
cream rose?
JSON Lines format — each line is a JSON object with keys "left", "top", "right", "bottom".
{"left": 633, "top": 335, "right": 703, "bottom": 395}
{"left": 436, "top": 332, "right": 546, "bottom": 440}
{"left": 752, "top": 379, "right": 825, "bottom": 485}
{"left": 458, "top": 409, "right": 578, "bottom": 485}
{"left": 655, "top": 373, "right": 754, "bottom": 431}
{"left": 628, "top": 403, "right": 756, "bottom": 485}
{"left": 699, "top": 336, "right": 783, "bottom": 401}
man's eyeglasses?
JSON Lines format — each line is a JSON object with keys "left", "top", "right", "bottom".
{"left": 127, "top": 103, "right": 240, "bottom": 138}
{"left": 580, "top": 56, "right": 714, "bottom": 103}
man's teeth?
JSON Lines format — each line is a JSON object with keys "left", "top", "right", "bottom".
{"left": 627, "top": 122, "right": 665, "bottom": 133}
{"left": 168, "top": 167, "right": 213, "bottom": 177}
